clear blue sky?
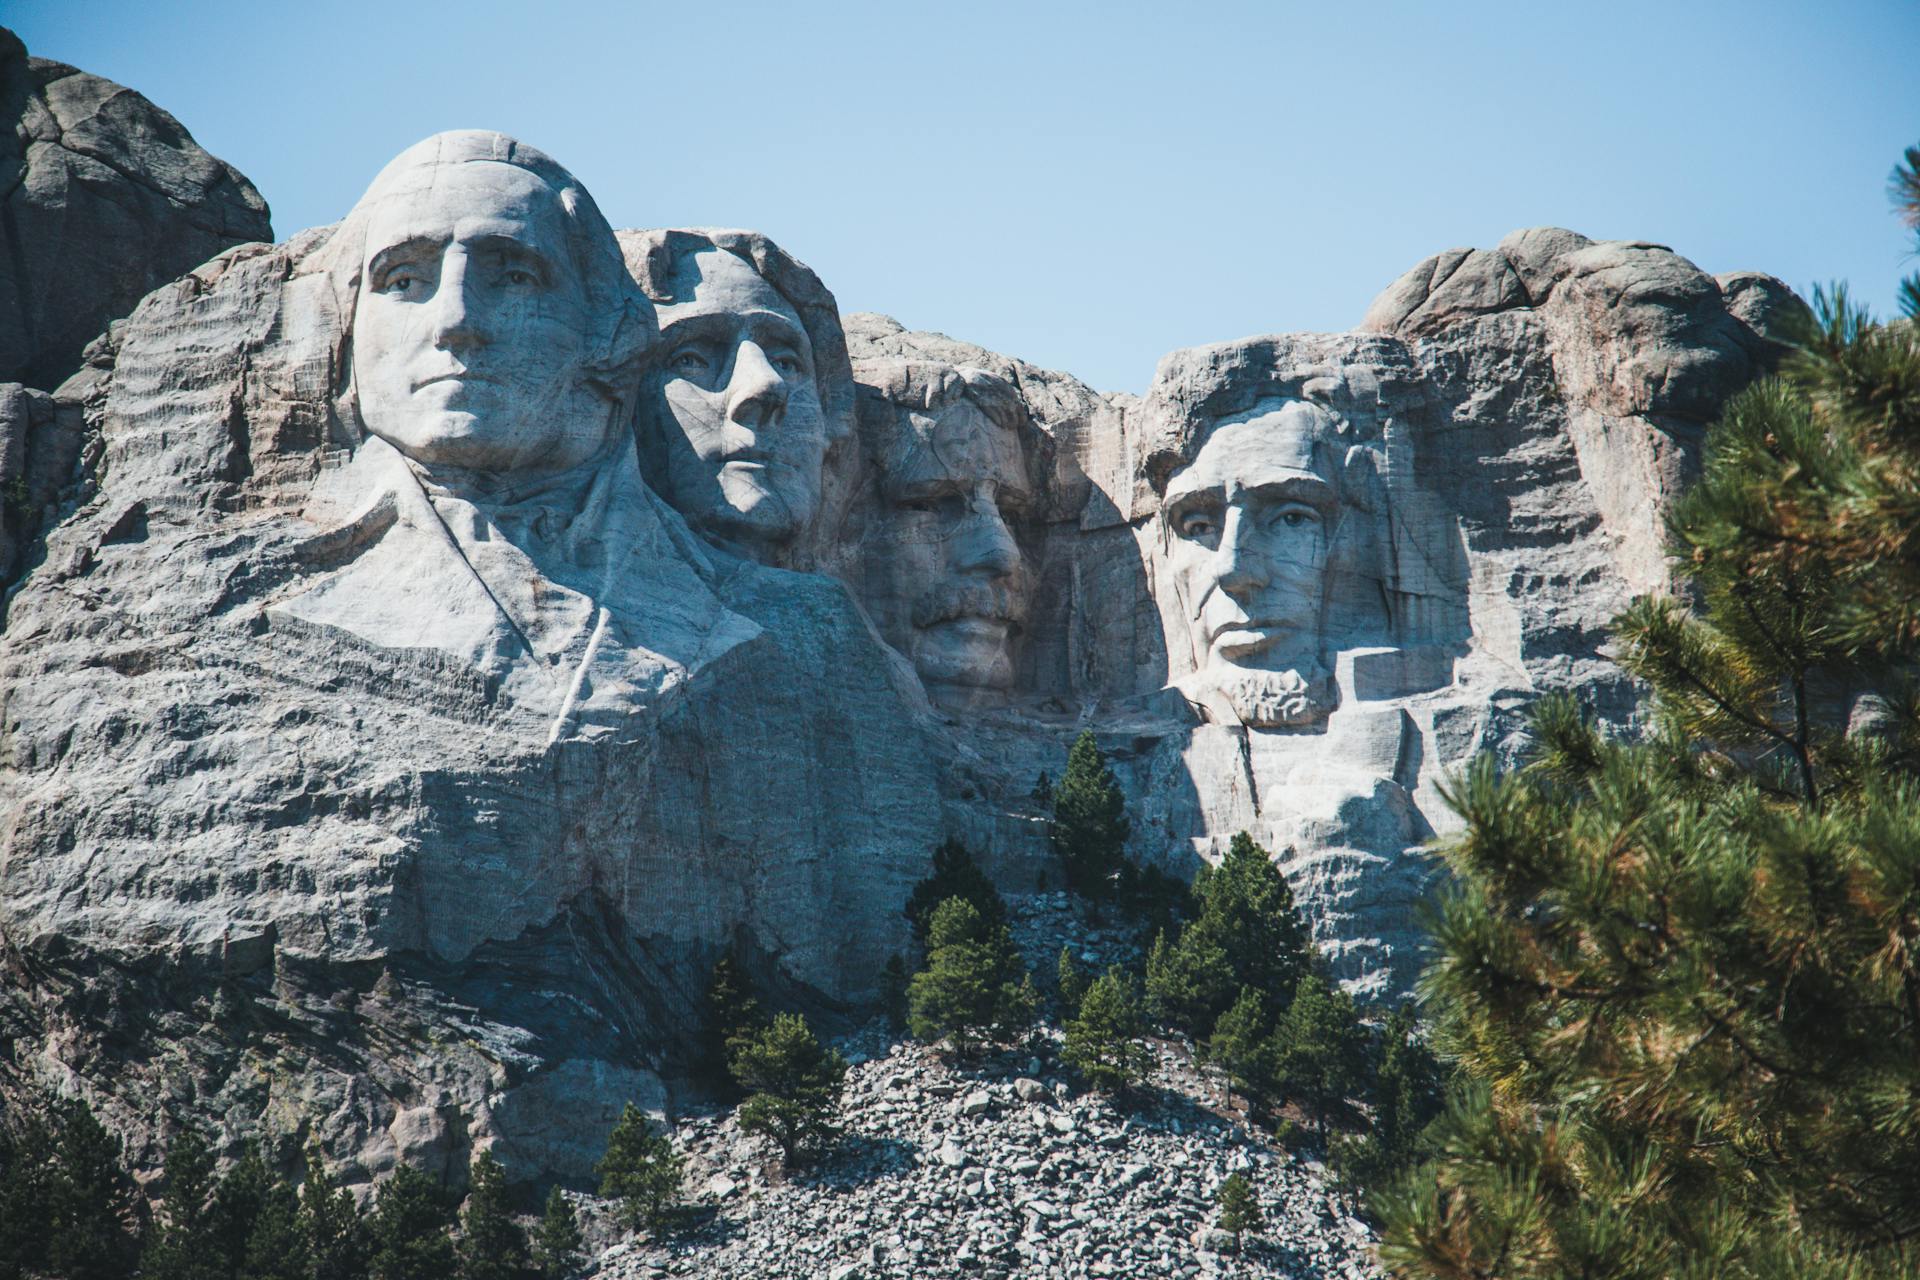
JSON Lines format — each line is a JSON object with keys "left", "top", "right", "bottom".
{"left": 13, "top": 0, "right": 1918, "bottom": 393}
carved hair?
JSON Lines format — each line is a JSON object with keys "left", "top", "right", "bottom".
{"left": 318, "top": 130, "right": 653, "bottom": 438}
{"left": 851, "top": 360, "right": 1050, "bottom": 485}
{"left": 618, "top": 227, "right": 855, "bottom": 448}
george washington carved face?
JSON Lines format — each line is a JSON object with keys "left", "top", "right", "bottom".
{"left": 334, "top": 132, "right": 644, "bottom": 480}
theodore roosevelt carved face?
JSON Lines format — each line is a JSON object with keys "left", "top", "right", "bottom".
{"left": 857, "top": 369, "right": 1034, "bottom": 702}
{"left": 341, "top": 137, "right": 640, "bottom": 478}
{"left": 1159, "top": 399, "right": 1342, "bottom": 727}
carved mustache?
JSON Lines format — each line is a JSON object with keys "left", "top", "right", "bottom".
{"left": 912, "top": 580, "right": 1026, "bottom": 630}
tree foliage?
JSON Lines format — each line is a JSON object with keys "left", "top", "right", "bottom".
{"left": 703, "top": 951, "right": 766, "bottom": 1092}
{"left": 1055, "top": 945, "right": 1088, "bottom": 1020}
{"left": 1062, "top": 966, "right": 1152, "bottom": 1095}
{"left": 368, "top": 1163, "right": 456, "bottom": 1280}
{"left": 1146, "top": 832, "right": 1311, "bottom": 1038}
{"left": 907, "top": 897, "right": 1039, "bottom": 1055}
{"left": 597, "top": 1103, "right": 685, "bottom": 1233}
{"left": 1377, "top": 173, "right": 1920, "bottom": 1280}
{"left": 141, "top": 1129, "right": 221, "bottom": 1280}
{"left": 531, "top": 1186, "right": 583, "bottom": 1280}
{"left": 1216, "top": 1172, "right": 1264, "bottom": 1251}
{"left": 1269, "top": 973, "right": 1367, "bottom": 1141}
{"left": 458, "top": 1150, "right": 529, "bottom": 1280}
{"left": 46, "top": 1097, "right": 134, "bottom": 1280}
{"left": 731, "top": 1013, "right": 849, "bottom": 1168}
{"left": 300, "top": 1149, "right": 370, "bottom": 1280}
{"left": 1050, "top": 730, "right": 1131, "bottom": 899}
{"left": 904, "top": 838, "right": 1007, "bottom": 943}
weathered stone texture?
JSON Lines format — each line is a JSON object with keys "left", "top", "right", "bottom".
{"left": 0, "top": 69, "right": 1802, "bottom": 1187}
{"left": 0, "top": 28, "right": 272, "bottom": 392}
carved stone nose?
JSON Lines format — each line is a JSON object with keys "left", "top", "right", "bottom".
{"left": 726, "top": 341, "right": 790, "bottom": 430}
{"left": 953, "top": 501, "right": 1021, "bottom": 578}
{"left": 428, "top": 255, "right": 487, "bottom": 351}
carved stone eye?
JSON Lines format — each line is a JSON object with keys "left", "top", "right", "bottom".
{"left": 1179, "top": 510, "right": 1217, "bottom": 539}
{"left": 669, "top": 346, "right": 714, "bottom": 379}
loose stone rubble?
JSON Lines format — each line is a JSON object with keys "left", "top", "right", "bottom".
{"left": 584, "top": 1027, "right": 1382, "bottom": 1279}
{"left": 0, "top": 27, "right": 1805, "bottom": 1193}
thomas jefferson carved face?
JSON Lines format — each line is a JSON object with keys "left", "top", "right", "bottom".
{"left": 1160, "top": 400, "right": 1340, "bottom": 727}
{"left": 862, "top": 394, "right": 1033, "bottom": 700}
{"left": 351, "top": 159, "right": 614, "bottom": 474}
{"left": 649, "top": 248, "right": 829, "bottom": 550}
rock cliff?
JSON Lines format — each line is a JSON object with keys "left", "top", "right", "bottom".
{"left": 0, "top": 55, "right": 1800, "bottom": 1189}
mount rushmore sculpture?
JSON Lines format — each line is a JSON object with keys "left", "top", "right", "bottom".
{"left": 0, "top": 106, "right": 1799, "bottom": 1181}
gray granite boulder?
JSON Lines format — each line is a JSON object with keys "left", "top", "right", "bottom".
{"left": 0, "top": 28, "right": 272, "bottom": 393}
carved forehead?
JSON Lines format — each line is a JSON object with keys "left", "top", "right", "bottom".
{"left": 659, "top": 247, "right": 805, "bottom": 332}
{"left": 1165, "top": 400, "right": 1340, "bottom": 503}
{"left": 357, "top": 162, "right": 568, "bottom": 254}
{"left": 879, "top": 399, "right": 1030, "bottom": 494}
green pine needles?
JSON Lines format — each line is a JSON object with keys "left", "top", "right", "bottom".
{"left": 1376, "top": 148, "right": 1920, "bottom": 1280}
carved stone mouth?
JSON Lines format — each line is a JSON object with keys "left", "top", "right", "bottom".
{"left": 931, "top": 616, "right": 1010, "bottom": 640}
{"left": 414, "top": 370, "right": 497, "bottom": 390}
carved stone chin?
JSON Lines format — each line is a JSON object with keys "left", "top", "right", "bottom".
{"left": 846, "top": 359, "right": 1037, "bottom": 705}
{"left": 1184, "top": 661, "right": 1336, "bottom": 729}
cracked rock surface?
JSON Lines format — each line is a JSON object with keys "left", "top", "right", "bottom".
{"left": 0, "top": 25, "right": 272, "bottom": 391}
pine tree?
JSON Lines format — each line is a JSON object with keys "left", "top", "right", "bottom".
{"left": 703, "top": 952, "right": 764, "bottom": 1091}
{"left": 1143, "top": 921, "right": 1232, "bottom": 1036}
{"left": 907, "top": 897, "right": 1038, "bottom": 1055}
{"left": 0, "top": 1112, "right": 56, "bottom": 1280}
{"left": 141, "top": 1129, "right": 221, "bottom": 1280}
{"left": 238, "top": 1173, "right": 308, "bottom": 1280}
{"left": 1332, "top": 1004, "right": 1446, "bottom": 1194}
{"left": 731, "top": 1013, "right": 849, "bottom": 1168}
{"left": 209, "top": 1141, "right": 270, "bottom": 1276}
{"left": 210, "top": 1142, "right": 309, "bottom": 1280}
{"left": 1062, "top": 967, "right": 1152, "bottom": 1095}
{"left": 530, "top": 1186, "right": 582, "bottom": 1280}
{"left": 298, "top": 1150, "right": 369, "bottom": 1280}
{"left": 368, "top": 1163, "right": 456, "bottom": 1280}
{"left": 1215, "top": 1172, "right": 1264, "bottom": 1252}
{"left": 1376, "top": 166, "right": 1920, "bottom": 1280}
{"left": 903, "top": 837, "right": 1007, "bottom": 943}
{"left": 596, "top": 1103, "right": 684, "bottom": 1234}
{"left": 1269, "top": 973, "right": 1365, "bottom": 1142}
{"left": 1145, "top": 832, "right": 1311, "bottom": 1039}
{"left": 457, "top": 1151, "right": 528, "bottom": 1280}
{"left": 1055, "top": 945, "right": 1088, "bottom": 1020}
{"left": 1050, "top": 730, "right": 1130, "bottom": 901}
{"left": 45, "top": 1097, "right": 133, "bottom": 1280}
{"left": 1203, "top": 986, "right": 1273, "bottom": 1110}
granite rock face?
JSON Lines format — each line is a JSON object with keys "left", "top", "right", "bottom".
{"left": 0, "top": 27, "right": 272, "bottom": 391}
{"left": 0, "top": 93, "right": 1799, "bottom": 1186}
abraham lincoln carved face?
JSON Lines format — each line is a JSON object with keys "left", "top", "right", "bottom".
{"left": 1159, "top": 399, "right": 1343, "bottom": 727}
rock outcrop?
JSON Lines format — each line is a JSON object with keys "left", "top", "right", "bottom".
{"left": 0, "top": 28, "right": 272, "bottom": 391}
{"left": 0, "top": 80, "right": 1800, "bottom": 1190}
{"left": 0, "top": 26, "right": 271, "bottom": 587}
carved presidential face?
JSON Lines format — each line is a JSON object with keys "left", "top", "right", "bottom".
{"left": 863, "top": 397, "right": 1033, "bottom": 699}
{"left": 648, "top": 248, "right": 829, "bottom": 550}
{"left": 1160, "top": 400, "right": 1339, "bottom": 726}
{"left": 351, "top": 160, "right": 613, "bottom": 474}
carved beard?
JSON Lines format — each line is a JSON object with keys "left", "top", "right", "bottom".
{"left": 1200, "top": 661, "right": 1335, "bottom": 729}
